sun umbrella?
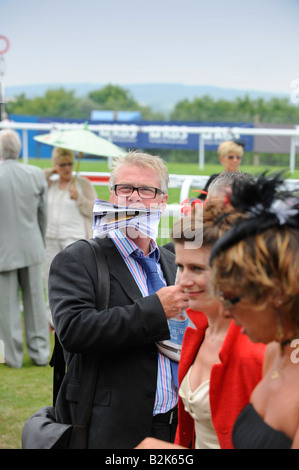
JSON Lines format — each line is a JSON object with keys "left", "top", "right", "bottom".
{"left": 34, "top": 121, "right": 126, "bottom": 176}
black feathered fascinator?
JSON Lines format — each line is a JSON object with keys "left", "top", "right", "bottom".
{"left": 210, "top": 172, "right": 299, "bottom": 264}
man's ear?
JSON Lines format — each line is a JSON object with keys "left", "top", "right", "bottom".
{"left": 160, "top": 194, "right": 168, "bottom": 213}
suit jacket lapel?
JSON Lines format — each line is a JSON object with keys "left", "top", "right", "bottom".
{"left": 159, "top": 246, "right": 176, "bottom": 286}
{"left": 98, "top": 237, "right": 142, "bottom": 302}
{"left": 96, "top": 237, "right": 177, "bottom": 303}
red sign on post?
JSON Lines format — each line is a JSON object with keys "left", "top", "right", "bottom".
{"left": 0, "top": 36, "right": 9, "bottom": 55}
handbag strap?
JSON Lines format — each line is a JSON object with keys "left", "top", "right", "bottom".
{"left": 50, "top": 238, "right": 110, "bottom": 411}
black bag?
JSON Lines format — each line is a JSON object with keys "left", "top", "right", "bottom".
{"left": 22, "top": 239, "right": 110, "bottom": 449}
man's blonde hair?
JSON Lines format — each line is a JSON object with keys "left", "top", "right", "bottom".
{"left": 109, "top": 151, "right": 169, "bottom": 194}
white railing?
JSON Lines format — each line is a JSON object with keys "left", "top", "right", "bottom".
{"left": 73, "top": 171, "right": 209, "bottom": 222}
{"left": 78, "top": 171, "right": 299, "bottom": 231}
{"left": 0, "top": 120, "right": 299, "bottom": 172}
{"left": 79, "top": 171, "right": 299, "bottom": 198}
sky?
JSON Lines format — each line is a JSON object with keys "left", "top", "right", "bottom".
{"left": 1, "top": 0, "right": 299, "bottom": 96}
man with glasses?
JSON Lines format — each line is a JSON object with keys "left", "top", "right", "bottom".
{"left": 48, "top": 151, "right": 189, "bottom": 448}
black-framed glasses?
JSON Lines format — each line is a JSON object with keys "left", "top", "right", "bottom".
{"left": 58, "top": 162, "right": 74, "bottom": 167}
{"left": 227, "top": 155, "right": 242, "bottom": 160}
{"left": 112, "top": 184, "right": 163, "bottom": 199}
{"left": 219, "top": 291, "right": 243, "bottom": 309}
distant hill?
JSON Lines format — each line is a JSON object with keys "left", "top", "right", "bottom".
{"left": 5, "top": 82, "right": 288, "bottom": 115}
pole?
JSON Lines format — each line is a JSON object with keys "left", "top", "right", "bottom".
{"left": 0, "top": 79, "right": 4, "bottom": 122}
{"left": 290, "top": 136, "right": 296, "bottom": 174}
{"left": 199, "top": 134, "right": 205, "bottom": 171}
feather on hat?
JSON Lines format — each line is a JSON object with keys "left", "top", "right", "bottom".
{"left": 210, "top": 172, "right": 299, "bottom": 264}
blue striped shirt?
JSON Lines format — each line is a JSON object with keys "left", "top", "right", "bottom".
{"left": 110, "top": 229, "right": 177, "bottom": 414}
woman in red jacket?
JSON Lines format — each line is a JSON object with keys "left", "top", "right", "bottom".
{"left": 136, "top": 198, "right": 265, "bottom": 449}
{"left": 173, "top": 200, "right": 265, "bottom": 449}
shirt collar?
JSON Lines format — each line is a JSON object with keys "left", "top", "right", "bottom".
{"left": 110, "top": 229, "right": 160, "bottom": 260}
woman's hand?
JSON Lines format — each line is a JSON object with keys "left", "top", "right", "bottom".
{"left": 68, "top": 184, "right": 79, "bottom": 200}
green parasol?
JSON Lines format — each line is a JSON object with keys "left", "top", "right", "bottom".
{"left": 34, "top": 121, "right": 126, "bottom": 176}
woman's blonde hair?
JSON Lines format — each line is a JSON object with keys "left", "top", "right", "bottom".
{"left": 217, "top": 140, "right": 244, "bottom": 160}
{"left": 211, "top": 227, "right": 299, "bottom": 328}
{"left": 51, "top": 147, "right": 74, "bottom": 165}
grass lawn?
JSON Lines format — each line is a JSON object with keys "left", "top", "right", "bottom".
{"left": 28, "top": 156, "right": 299, "bottom": 206}
{"left": 1, "top": 157, "right": 297, "bottom": 449}
{"left": 30, "top": 157, "right": 299, "bottom": 243}
{"left": 28, "top": 157, "right": 299, "bottom": 179}
{"left": 1, "top": 332, "right": 55, "bottom": 449}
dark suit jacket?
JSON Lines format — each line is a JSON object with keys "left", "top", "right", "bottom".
{"left": 48, "top": 236, "right": 176, "bottom": 449}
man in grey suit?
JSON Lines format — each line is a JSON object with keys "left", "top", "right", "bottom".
{"left": 0, "top": 129, "right": 50, "bottom": 368}
{"left": 49, "top": 151, "right": 189, "bottom": 448}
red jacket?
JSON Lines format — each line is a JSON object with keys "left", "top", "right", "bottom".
{"left": 174, "top": 309, "right": 265, "bottom": 449}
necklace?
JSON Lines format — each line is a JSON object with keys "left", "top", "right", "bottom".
{"left": 270, "top": 340, "right": 296, "bottom": 380}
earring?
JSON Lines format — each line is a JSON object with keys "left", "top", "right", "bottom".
{"left": 274, "top": 298, "right": 283, "bottom": 308}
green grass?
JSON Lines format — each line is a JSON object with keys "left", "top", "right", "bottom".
{"left": 0, "top": 332, "right": 55, "bottom": 449}
{"left": 31, "top": 157, "right": 299, "bottom": 244}
{"left": 29, "top": 157, "right": 299, "bottom": 206}
{"left": 2, "top": 157, "right": 298, "bottom": 449}
{"left": 29, "top": 157, "right": 299, "bottom": 179}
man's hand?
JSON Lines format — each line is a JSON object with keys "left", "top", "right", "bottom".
{"left": 156, "top": 284, "right": 189, "bottom": 319}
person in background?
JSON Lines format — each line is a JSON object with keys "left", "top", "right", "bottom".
{"left": 201, "top": 139, "right": 245, "bottom": 198}
{"left": 136, "top": 199, "right": 265, "bottom": 449}
{"left": 217, "top": 139, "right": 244, "bottom": 173}
{"left": 207, "top": 171, "right": 254, "bottom": 201}
{"left": 210, "top": 173, "right": 299, "bottom": 449}
{"left": 48, "top": 151, "right": 189, "bottom": 448}
{"left": 0, "top": 129, "right": 50, "bottom": 368}
{"left": 43, "top": 147, "right": 97, "bottom": 327}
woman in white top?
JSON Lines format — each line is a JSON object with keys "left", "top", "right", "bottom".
{"left": 44, "top": 147, "right": 97, "bottom": 325}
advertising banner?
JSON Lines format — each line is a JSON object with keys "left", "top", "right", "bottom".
{"left": 10, "top": 115, "right": 254, "bottom": 158}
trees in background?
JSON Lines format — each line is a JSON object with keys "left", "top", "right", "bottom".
{"left": 6, "top": 84, "right": 299, "bottom": 124}
{"left": 170, "top": 94, "right": 299, "bottom": 124}
{"left": 6, "top": 84, "right": 164, "bottom": 120}
{"left": 5, "top": 84, "right": 299, "bottom": 166}
{"left": 7, "top": 89, "right": 81, "bottom": 119}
